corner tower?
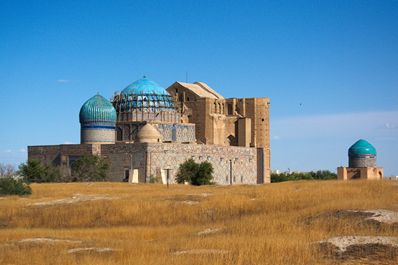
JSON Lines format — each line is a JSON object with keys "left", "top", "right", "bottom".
{"left": 79, "top": 94, "right": 117, "bottom": 144}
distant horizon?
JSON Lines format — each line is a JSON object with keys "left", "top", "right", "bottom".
{"left": 1, "top": 0, "right": 397, "bottom": 175}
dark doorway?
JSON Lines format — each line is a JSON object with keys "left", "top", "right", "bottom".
{"left": 123, "top": 169, "right": 129, "bottom": 182}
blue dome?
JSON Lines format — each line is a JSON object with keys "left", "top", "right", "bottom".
{"left": 122, "top": 77, "right": 169, "bottom": 95}
{"left": 79, "top": 94, "right": 117, "bottom": 123}
{"left": 348, "top": 139, "right": 377, "bottom": 156}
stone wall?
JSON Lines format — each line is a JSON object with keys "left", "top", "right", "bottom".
{"left": 28, "top": 142, "right": 264, "bottom": 185}
{"left": 145, "top": 143, "right": 258, "bottom": 185}
{"left": 100, "top": 143, "right": 147, "bottom": 182}
{"left": 92, "top": 142, "right": 261, "bottom": 184}
{"left": 28, "top": 144, "right": 94, "bottom": 165}
{"left": 28, "top": 144, "right": 95, "bottom": 176}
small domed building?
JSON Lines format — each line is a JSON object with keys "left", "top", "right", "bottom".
{"left": 28, "top": 76, "right": 270, "bottom": 185}
{"left": 337, "top": 139, "right": 383, "bottom": 180}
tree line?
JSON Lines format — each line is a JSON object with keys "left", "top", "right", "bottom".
{"left": 1, "top": 156, "right": 338, "bottom": 196}
{"left": 271, "top": 170, "right": 337, "bottom": 183}
{"left": 0, "top": 155, "right": 109, "bottom": 196}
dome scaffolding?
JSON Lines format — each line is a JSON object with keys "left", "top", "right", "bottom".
{"left": 112, "top": 77, "right": 180, "bottom": 123}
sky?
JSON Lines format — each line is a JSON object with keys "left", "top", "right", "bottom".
{"left": 0, "top": 0, "right": 397, "bottom": 175}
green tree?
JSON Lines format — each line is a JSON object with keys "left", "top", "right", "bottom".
{"left": 175, "top": 158, "right": 198, "bottom": 184}
{"left": 0, "top": 177, "right": 31, "bottom": 196}
{"left": 176, "top": 159, "right": 214, "bottom": 185}
{"left": 192, "top": 161, "right": 214, "bottom": 186}
{"left": 71, "top": 155, "right": 109, "bottom": 182}
{"left": 311, "top": 170, "right": 337, "bottom": 180}
{"left": 19, "top": 160, "right": 60, "bottom": 183}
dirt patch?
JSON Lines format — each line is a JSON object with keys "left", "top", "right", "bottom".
{"left": 0, "top": 237, "right": 83, "bottom": 247}
{"left": 173, "top": 249, "right": 229, "bottom": 255}
{"left": 27, "top": 194, "right": 118, "bottom": 207}
{"left": 67, "top": 247, "right": 119, "bottom": 254}
{"left": 187, "top": 193, "right": 212, "bottom": 197}
{"left": 305, "top": 210, "right": 371, "bottom": 224}
{"left": 18, "top": 237, "right": 82, "bottom": 244}
{"left": 0, "top": 219, "right": 9, "bottom": 228}
{"left": 179, "top": 200, "right": 199, "bottom": 205}
{"left": 305, "top": 209, "right": 398, "bottom": 228}
{"left": 318, "top": 236, "right": 398, "bottom": 261}
{"left": 197, "top": 228, "right": 222, "bottom": 236}
{"left": 347, "top": 209, "right": 398, "bottom": 225}
{"left": 168, "top": 195, "right": 201, "bottom": 205}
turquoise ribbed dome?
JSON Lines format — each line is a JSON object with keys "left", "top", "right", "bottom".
{"left": 79, "top": 94, "right": 116, "bottom": 123}
{"left": 122, "top": 77, "right": 169, "bottom": 95}
{"left": 348, "top": 139, "right": 377, "bottom": 156}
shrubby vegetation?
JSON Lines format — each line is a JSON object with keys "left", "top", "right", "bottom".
{"left": 176, "top": 158, "right": 214, "bottom": 185}
{"left": 19, "top": 160, "right": 60, "bottom": 183}
{"left": 0, "top": 163, "right": 17, "bottom": 178}
{"left": 0, "top": 177, "right": 31, "bottom": 196}
{"left": 70, "top": 155, "right": 109, "bottom": 182}
{"left": 0, "top": 162, "right": 31, "bottom": 196}
{"left": 271, "top": 170, "right": 337, "bottom": 183}
{"left": 18, "top": 155, "right": 109, "bottom": 183}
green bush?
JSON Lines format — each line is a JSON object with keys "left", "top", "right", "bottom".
{"left": 175, "top": 159, "right": 198, "bottom": 184}
{"left": 271, "top": 170, "right": 337, "bottom": 183}
{"left": 19, "top": 160, "right": 60, "bottom": 183}
{"left": 176, "top": 159, "right": 214, "bottom": 186}
{"left": 71, "top": 155, "right": 109, "bottom": 182}
{"left": 0, "top": 177, "right": 32, "bottom": 196}
{"left": 149, "top": 175, "right": 161, "bottom": 183}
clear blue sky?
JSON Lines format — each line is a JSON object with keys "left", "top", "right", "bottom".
{"left": 1, "top": 0, "right": 397, "bottom": 175}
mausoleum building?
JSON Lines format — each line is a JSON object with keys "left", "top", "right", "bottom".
{"left": 337, "top": 139, "right": 384, "bottom": 180}
{"left": 28, "top": 77, "right": 271, "bottom": 184}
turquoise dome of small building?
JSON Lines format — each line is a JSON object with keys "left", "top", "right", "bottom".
{"left": 79, "top": 94, "right": 117, "bottom": 123}
{"left": 348, "top": 139, "right": 377, "bottom": 156}
{"left": 122, "top": 77, "right": 169, "bottom": 95}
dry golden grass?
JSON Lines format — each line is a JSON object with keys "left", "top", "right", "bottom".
{"left": 0, "top": 180, "right": 397, "bottom": 265}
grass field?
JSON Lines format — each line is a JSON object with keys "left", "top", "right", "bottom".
{"left": 0, "top": 180, "right": 397, "bottom": 265}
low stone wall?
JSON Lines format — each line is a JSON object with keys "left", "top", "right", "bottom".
{"left": 28, "top": 142, "right": 264, "bottom": 185}
{"left": 145, "top": 143, "right": 258, "bottom": 185}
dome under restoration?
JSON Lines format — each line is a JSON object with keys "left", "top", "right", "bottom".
{"left": 348, "top": 139, "right": 377, "bottom": 156}
{"left": 79, "top": 94, "right": 117, "bottom": 123}
{"left": 113, "top": 77, "right": 175, "bottom": 113}
{"left": 122, "top": 77, "right": 169, "bottom": 96}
